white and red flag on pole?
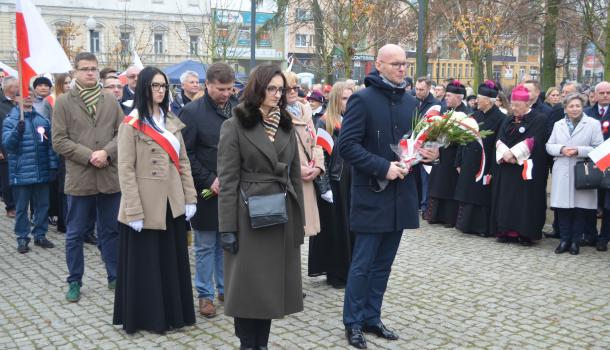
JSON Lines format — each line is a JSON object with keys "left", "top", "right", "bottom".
{"left": 316, "top": 128, "right": 334, "bottom": 154}
{"left": 588, "top": 138, "right": 610, "bottom": 172}
{"left": 16, "top": 0, "right": 72, "bottom": 97}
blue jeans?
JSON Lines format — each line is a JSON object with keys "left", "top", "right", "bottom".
{"left": 12, "top": 183, "right": 49, "bottom": 243}
{"left": 343, "top": 231, "right": 402, "bottom": 327}
{"left": 65, "top": 193, "right": 120, "bottom": 284}
{"left": 194, "top": 230, "right": 224, "bottom": 300}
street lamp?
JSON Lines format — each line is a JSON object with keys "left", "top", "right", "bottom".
{"left": 86, "top": 16, "right": 97, "bottom": 53}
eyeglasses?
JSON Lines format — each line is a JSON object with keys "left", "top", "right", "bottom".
{"left": 286, "top": 86, "right": 300, "bottom": 93}
{"left": 266, "top": 86, "right": 285, "bottom": 95}
{"left": 151, "top": 83, "right": 168, "bottom": 91}
{"left": 379, "top": 61, "right": 408, "bottom": 69}
{"left": 104, "top": 84, "right": 123, "bottom": 89}
{"left": 77, "top": 67, "right": 99, "bottom": 73}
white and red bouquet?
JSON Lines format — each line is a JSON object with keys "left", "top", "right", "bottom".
{"left": 390, "top": 106, "right": 492, "bottom": 181}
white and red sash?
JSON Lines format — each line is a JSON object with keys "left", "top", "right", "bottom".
{"left": 123, "top": 111, "right": 181, "bottom": 173}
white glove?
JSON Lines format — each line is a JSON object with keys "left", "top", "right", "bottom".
{"left": 128, "top": 220, "right": 143, "bottom": 232}
{"left": 185, "top": 204, "right": 197, "bottom": 221}
{"left": 321, "top": 191, "right": 334, "bottom": 203}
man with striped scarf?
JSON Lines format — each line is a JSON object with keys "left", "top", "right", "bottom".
{"left": 52, "top": 52, "right": 124, "bottom": 303}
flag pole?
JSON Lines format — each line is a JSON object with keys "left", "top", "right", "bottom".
{"left": 16, "top": 51, "right": 24, "bottom": 121}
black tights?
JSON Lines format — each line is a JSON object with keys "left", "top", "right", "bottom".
{"left": 234, "top": 317, "right": 271, "bottom": 348}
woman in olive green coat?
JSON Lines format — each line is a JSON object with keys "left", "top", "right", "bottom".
{"left": 217, "top": 64, "right": 305, "bottom": 349}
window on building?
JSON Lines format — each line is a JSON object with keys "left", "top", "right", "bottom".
{"left": 154, "top": 33, "right": 164, "bottom": 54}
{"left": 90, "top": 31, "right": 100, "bottom": 53}
{"left": 120, "top": 32, "right": 131, "bottom": 55}
{"left": 217, "top": 26, "right": 230, "bottom": 44}
{"left": 441, "top": 63, "right": 445, "bottom": 78}
{"left": 56, "top": 29, "right": 68, "bottom": 49}
{"left": 295, "top": 8, "right": 312, "bottom": 21}
{"left": 295, "top": 34, "right": 308, "bottom": 48}
{"left": 190, "top": 35, "right": 199, "bottom": 55}
{"left": 258, "top": 31, "right": 271, "bottom": 47}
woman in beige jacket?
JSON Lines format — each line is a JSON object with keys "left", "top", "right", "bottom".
{"left": 113, "top": 67, "right": 198, "bottom": 334}
{"left": 285, "top": 71, "right": 325, "bottom": 236}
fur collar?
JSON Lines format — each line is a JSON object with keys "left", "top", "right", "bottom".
{"left": 233, "top": 102, "right": 293, "bottom": 131}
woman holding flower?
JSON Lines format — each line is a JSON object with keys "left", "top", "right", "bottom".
{"left": 490, "top": 84, "right": 549, "bottom": 245}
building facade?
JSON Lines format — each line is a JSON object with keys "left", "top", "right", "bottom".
{"left": 0, "top": 0, "right": 284, "bottom": 74}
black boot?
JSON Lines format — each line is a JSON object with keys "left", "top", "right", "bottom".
{"left": 569, "top": 242, "right": 580, "bottom": 255}
{"left": 555, "top": 241, "right": 570, "bottom": 254}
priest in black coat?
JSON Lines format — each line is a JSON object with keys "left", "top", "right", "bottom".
{"left": 454, "top": 81, "right": 506, "bottom": 236}
{"left": 424, "top": 80, "right": 469, "bottom": 227}
{"left": 490, "top": 84, "right": 548, "bottom": 245}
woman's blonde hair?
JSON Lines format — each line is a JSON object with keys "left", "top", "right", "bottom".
{"left": 545, "top": 86, "right": 560, "bottom": 105}
{"left": 324, "top": 82, "right": 351, "bottom": 134}
{"left": 283, "top": 71, "right": 298, "bottom": 86}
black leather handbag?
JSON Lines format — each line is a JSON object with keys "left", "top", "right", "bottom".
{"left": 240, "top": 165, "right": 290, "bottom": 229}
{"left": 574, "top": 160, "right": 604, "bottom": 189}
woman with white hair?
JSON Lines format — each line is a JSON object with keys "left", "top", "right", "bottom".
{"left": 546, "top": 93, "right": 603, "bottom": 255}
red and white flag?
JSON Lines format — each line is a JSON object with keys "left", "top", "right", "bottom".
{"left": 521, "top": 159, "right": 533, "bottom": 180}
{"left": 316, "top": 128, "right": 334, "bottom": 154}
{"left": 588, "top": 138, "right": 610, "bottom": 171}
{"left": 16, "top": 0, "right": 72, "bottom": 97}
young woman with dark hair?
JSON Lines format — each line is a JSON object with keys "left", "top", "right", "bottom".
{"left": 217, "top": 64, "right": 305, "bottom": 349}
{"left": 113, "top": 66, "right": 198, "bottom": 334}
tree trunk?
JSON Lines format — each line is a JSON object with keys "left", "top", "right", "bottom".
{"left": 471, "top": 51, "right": 484, "bottom": 92}
{"left": 577, "top": 36, "right": 586, "bottom": 82}
{"left": 564, "top": 40, "right": 571, "bottom": 82}
{"left": 485, "top": 50, "right": 493, "bottom": 81}
{"left": 542, "top": 0, "right": 559, "bottom": 91}
{"left": 601, "top": 2, "right": 610, "bottom": 80}
{"left": 312, "top": 0, "right": 328, "bottom": 83}
{"left": 415, "top": 0, "right": 429, "bottom": 77}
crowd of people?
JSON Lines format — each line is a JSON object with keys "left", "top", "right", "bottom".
{"left": 1, "top": 43, "right": 609, "bottom": 349}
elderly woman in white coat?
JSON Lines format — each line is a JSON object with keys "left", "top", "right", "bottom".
{"left": 546, "top": 93, "right": 604, "bottom": 255}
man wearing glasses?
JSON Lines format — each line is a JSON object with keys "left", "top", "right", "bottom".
{"left": 121, "top": 66, "right": 141, "bottom": 114}
{"left": 52, "top": 52, "right": 124, "bottom": 303}
{"left": 338, "top": 44, "right": 439, "bottom": 349}
{"left": 102, "top": 76, "right": 127, "bottom": 114}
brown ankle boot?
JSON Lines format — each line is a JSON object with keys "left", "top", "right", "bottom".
{"left": 199, "top": 298, "right": 216, "bottom": 318}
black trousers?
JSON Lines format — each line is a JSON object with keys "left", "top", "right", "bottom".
{"left": 556, "top": 208, "right": 585, "bottom": 244}
{"left": 234, "top": 317, "right": 271, "bottom": 348}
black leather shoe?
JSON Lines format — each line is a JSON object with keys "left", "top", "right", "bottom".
{"left": 345, "top": 327, "right": 367, "bottom": 349}
{"left": 84, "top": 232, "right": 97, "bottom": 245}
{"left": 597, "top": 242, "right": 608, "bottom": 252}
{"left": 555, "top": 241, "right": 570, "bottom": 254}
{"left": 569, "top": 242, "right": 580, "bottom": 255}
{"left": 497, "top": 236, "right": 509, "bottom": 243}
{"left": 17, "top": 241, "right": 29, "bottom": 254}
{"left": 362, "top": 322, "right": 399, "bottom": 340}
{"left": 581, "top": 239, "right": 597, "bottom": 247}
{"left": 34, "top": 238, "right": 55, "bottom": 248}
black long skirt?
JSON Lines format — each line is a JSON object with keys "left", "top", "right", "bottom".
{"left": 308, "top": 169, "right": 353, "bottom": 288}
{"left": 425, "top": 197, "right": 458, "bottom": 227}
{"left": 113, "top": 206, "right": 195, "bottom": 334}
{"left": 455, "top": 203, "right": 490, "bottom": 235}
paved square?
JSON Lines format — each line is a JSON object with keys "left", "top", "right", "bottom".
{"left": 1, "top": 214, "right": 610, "bottom": 349}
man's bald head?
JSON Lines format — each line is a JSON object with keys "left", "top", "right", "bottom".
{"left": 126, "top": 66, "right": 141, "bottom": 90}
{"left": 375, "top": 44, "right": 407, "bottom": 86}
{"left": 377, "top": 44, "right": 405, "bottom": 62}
{"left": 595, "top": 81, "right": 610, "bottom": 93}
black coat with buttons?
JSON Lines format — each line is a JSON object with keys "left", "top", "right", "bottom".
{"left": 179, "top": 92, "right": 238, "bottom": 231}
{"left": 338, "top": 70, "right": 419, "bottom": 233}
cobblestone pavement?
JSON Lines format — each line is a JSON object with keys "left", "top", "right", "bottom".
{"left": 1, "top": 212, "right": 610, "bottom": 350}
